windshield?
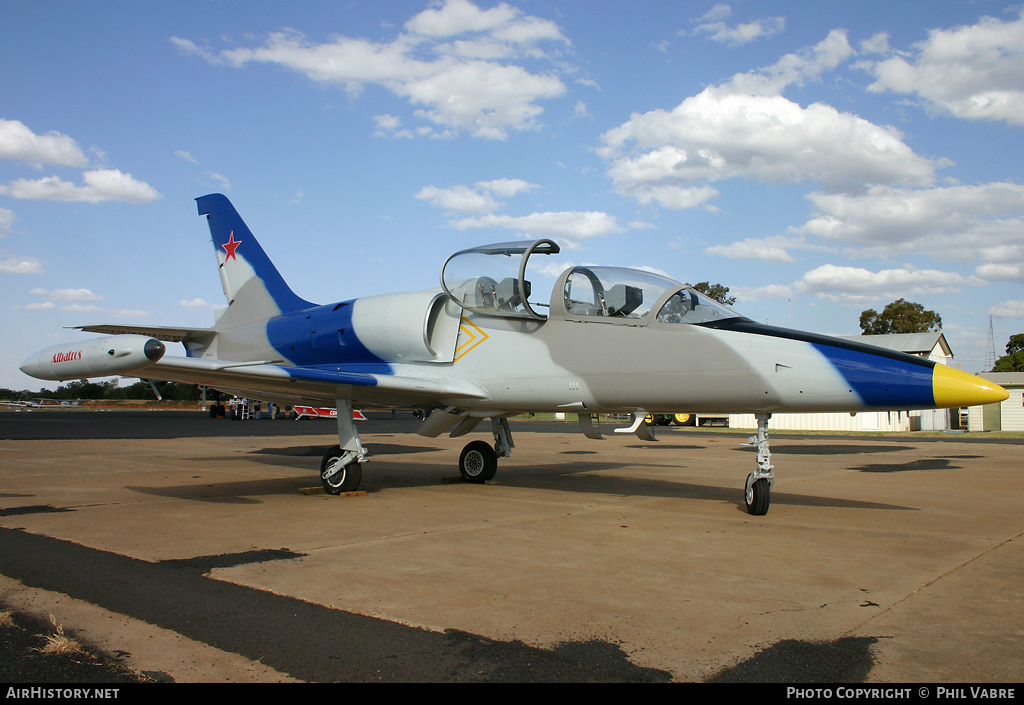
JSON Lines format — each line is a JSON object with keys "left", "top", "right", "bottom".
{"left": 655, "top": 288, "right": 740, "bottom": 324}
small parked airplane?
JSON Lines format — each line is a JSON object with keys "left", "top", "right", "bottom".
{"left": 0, "top": 399, "right": 81, "bottom": 408}
{"left": 20, "top": 194, "right": 1008, "bottom": 514}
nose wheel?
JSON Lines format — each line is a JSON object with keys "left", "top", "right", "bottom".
{"left": 745, "top": 474, "right": 770, "bottom": 515}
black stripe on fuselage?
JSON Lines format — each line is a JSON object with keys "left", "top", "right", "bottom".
{"left": 698, "top": 318, "right": 936, "bottom": 369}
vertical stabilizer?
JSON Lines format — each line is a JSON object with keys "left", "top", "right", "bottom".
{"left": 196, "top": 194, "right": 313, "bottom": 322}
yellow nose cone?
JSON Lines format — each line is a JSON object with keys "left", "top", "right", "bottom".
{"left": 932, "top": 365, "right": 1008, "bottom": 408}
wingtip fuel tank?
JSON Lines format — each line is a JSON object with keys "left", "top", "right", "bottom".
{"left": 20, "top": 335, "right": 165, "bottom": 382}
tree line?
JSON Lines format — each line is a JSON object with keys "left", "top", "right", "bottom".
{"left": 0, "top": 379, "right": 203, "bottom": 402}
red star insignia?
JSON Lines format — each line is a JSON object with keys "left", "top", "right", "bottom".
{"left": 222, "top": 232, "right": 242, "bottom": 261}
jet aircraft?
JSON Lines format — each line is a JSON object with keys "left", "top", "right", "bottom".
{"left": 20, "top": 194, "right": 1008, "bottom": 514}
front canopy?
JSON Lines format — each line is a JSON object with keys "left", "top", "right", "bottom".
{"left": 441, "top": 239, "right": 560, "bottom": 320}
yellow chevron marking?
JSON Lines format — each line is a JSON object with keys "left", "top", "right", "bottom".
{"left": 454, "top": 316, "right": 489, "bottom": 362}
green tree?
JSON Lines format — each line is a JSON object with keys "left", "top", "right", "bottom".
{"left": 992, "top": 352, "right": 1024, "bottom": 372}
{"left": 859, "top": 299, "right": 942, "bottom": 335}
{"left": 1005, "top": 333, "right": 1024, "bottom": 356}
{"left": 993, "top": 333, "right": 1024, "bottom": 371}
{"left": 688, "top": 281, "right": 736, "bottom": 306}
{"left": 55, "top": 380, "right": 107, "bottom": 399}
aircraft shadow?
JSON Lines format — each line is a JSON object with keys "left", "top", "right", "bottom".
{"left": 851, "top": 457, "right": 969, "bottom": 473}
{"left": 125, "top": 477, "right": 312, "bottom": 504}
{"left": 122, "top": 442, "right": 918, "bottom": 512}
{"left": 736, "top": 443, "right": 911, "bottom": 456}
{"left": 490, "top": 464, "right": 917, "bottom": 513}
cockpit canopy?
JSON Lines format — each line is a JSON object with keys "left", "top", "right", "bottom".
{"left": 440, "top": 239, "right": 740, "bottom": 325}
{"left": 558, "top": 266, "right": 739, "bottom": 325}
{"left": 441, "top": 239, "right": 560, "bottom": 320}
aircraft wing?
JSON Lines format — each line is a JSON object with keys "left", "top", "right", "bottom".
{"left": 142, "top": 354, "right": 489, "bottom": 408}
{"left": 73, "top": 324, "right": 215, "bottom": 345}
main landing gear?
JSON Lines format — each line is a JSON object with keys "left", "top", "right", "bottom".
{"left": 318, "top": 404, "right": 515, "bottom": 493}
{"left": 320, "top": 399, "right": 366, "bottom": 495}
{"left": 744, "top": 412, "right": 774, "bottom": 515}
{"left": 458, "top": 418, "right": 513, "bottom": 484}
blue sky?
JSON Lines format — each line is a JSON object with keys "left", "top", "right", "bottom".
{"left": 2, "top": 0, "right": 1023, "bottom": 390}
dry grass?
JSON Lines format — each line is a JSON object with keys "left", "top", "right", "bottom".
{"left": 0, "top": 609, "right": 15, "bottom": 628}
{"left": 35, "top": 613, "right": 84, "bottom": 655}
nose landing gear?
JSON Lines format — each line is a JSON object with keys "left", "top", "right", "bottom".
{"left": 744, "top": 413, "right": 774, "bottom": 515}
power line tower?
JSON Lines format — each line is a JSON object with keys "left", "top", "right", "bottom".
{"left": 985, "top": 315, "right": 997, "bottom": 371}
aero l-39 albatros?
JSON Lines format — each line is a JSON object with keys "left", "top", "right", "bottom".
{"left": 21, "top": 194, "right": 1008, "bottom": 515}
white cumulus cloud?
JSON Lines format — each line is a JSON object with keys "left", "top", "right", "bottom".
{"left": 863, "top": 9, "right": 1024, "bottom": 126}
{"left": 30, "top": 287, "right": 103, "bottom": 302}
{"left": 795, "top": 264, "right": 984, "bottom": 303}
{"left": 0, "top": 256, "right": 42, "bottom": 274}
{"left": 449, "top": 210, "right": 624, "bottom": 246}
{"left": 705, "top": 235, "right": 826, "bottom": 263}
{"left": 0, "top": 119, "right": 89, "bottom": 167}
{"left": 796, "top": 183, "right": 1024, "bottom": 262}
{"left": 172, "top": 0, "right": 570, "bottom": 140}
{"left": 989, "top": 300, "right": 1024, "bottom": 318}
{"left": 599, "top": 88, "right": 940, "bottom": 209}
{"left": 0, "top": 169, "right": 161, "bottom": 204}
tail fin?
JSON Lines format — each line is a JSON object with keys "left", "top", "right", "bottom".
{"left": 196, "top": 194, "right": 313, "bottom": 322}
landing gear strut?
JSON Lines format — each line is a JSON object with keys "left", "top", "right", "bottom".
{"left": 744, "top": 412, "right": 774, "bottom": 515}
{"left": 320, "top": 398, "right": 366, "bottom": 495}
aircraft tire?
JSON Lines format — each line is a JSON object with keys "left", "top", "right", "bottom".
{"left": 744, "top": 474, "right": 770, "bottom": 515}
{"left": 320, "top": 445, "right": 362, "bottom": 494}
{"left": 459, "top": 440, "right": 497, "bottom": 483}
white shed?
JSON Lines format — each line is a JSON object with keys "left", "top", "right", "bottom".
{"left": 968, "top": 372, "right": 1024, "bottom": 432}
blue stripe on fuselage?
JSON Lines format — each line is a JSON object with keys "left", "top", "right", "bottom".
{"left": 810, "top": 343, "right": 935, "bottom": 408}
{"left": 700, "top": 318, "right": 937, "bottom": 409}
{"left": 266, "top": 299, "right": 392, "bottom": 374}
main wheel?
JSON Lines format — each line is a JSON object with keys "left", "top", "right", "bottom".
{"left": 459, "top": 440, "right": 498, "bottom": 483}
{"left": 745, "top": 474, "right": 770, "bottom": 515}
{"left": 321, "top": 445, "right": 362, "bottom": 494}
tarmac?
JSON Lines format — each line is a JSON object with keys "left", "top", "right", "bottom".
{"left": 0, "top": 410, "right": 1022, "bottom": 683}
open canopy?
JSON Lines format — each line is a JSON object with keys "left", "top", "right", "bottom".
{"left": 441, "top": 239, "right": 560, "bottom": 320}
